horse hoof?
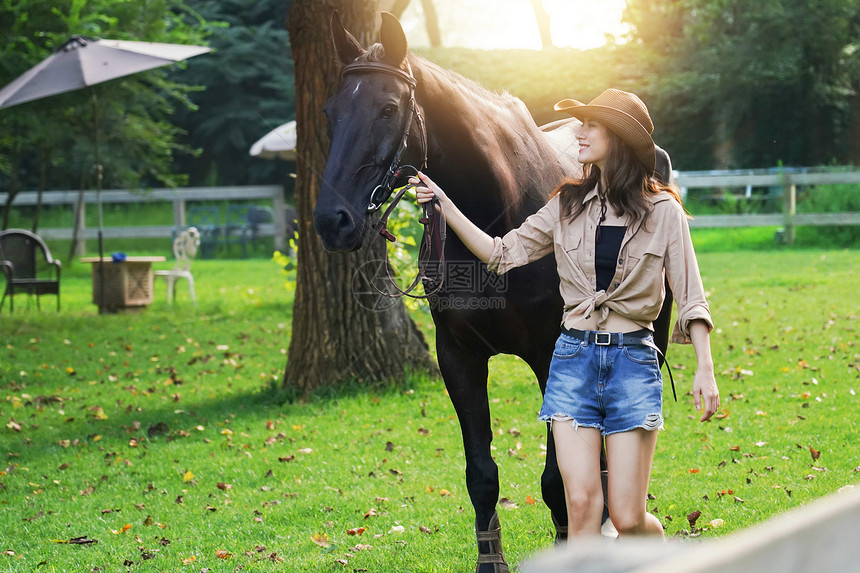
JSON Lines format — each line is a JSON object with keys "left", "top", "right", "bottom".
{"left": 475, "top": 511, "right": 509, "bottom": 573}
{"left": 552, "top": 514, "right": 568, "bottom": 545}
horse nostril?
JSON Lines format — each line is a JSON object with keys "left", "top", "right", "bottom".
{"left": 334, "top": 208, "right": 353, "bottom": 231}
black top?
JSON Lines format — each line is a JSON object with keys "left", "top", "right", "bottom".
{"left": 595, "top": 225, "right": 626, "bottom": 292}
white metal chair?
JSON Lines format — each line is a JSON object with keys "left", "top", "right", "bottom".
{"left": 155, "top": 227, "right": 199, "bottom": 304}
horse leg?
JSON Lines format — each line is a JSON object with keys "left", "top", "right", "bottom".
{"left": 437, "top": 335, "right": 507, "bottom": 573}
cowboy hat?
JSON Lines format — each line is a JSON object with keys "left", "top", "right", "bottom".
{"left": 554, "top": 88, "right": 656, "bottom": 172}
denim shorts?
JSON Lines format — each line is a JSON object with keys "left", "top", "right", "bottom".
{"left": 538, "top": 331, "right": 664, "bottom": 435}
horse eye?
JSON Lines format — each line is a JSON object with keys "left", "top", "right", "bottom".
{"left": 380, "top": 104, "right": 397, "bottom": 119}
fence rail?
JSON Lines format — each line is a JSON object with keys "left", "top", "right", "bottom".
{"left": 674, "top": 169, "right": 860, "bottom": 240}
{"left": 3, "top": 169, "right": 860, "bottom": 247}
{"left": 0, "top": 185, "right": 288, "bottom": 253}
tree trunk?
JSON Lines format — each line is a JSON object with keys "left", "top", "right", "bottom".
{"left": 383, "top": 0, "right": 412, "bottom": 19}
{"left": 420, "top": 0, "right": 442, "bottom": 47}
{"left": 284, "top": 0, "right": 437, "bottom": 395}
{"left": 530, "top": 0, "right": 553, "bottom": 50}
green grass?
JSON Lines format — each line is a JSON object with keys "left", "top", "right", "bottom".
{"left": 2, "top": 247, "right": 859, "bottom": 572}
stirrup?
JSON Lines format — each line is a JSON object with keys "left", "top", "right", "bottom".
{"left": 475, "top": 511, "right": 509, "bottom": 573}
{"left": 551, "top": 514, "right": 568, "bottom": 545}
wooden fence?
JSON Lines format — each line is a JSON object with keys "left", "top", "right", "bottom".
{"left": 675, "top": 168, "right": 860, "bottom": 243}
{"left": 2, "top": 168, "right": 860, "bottom": 248}
{"left": 0, "top": 185, "right": 289, "bottom": 254}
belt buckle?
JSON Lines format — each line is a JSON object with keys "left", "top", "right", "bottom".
{"left": 594, "top": 332, "right": 611, "bottom": 346}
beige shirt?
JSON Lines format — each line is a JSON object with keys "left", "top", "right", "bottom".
{"left": 487, "top": 186, "right": 712, "bottom": 343}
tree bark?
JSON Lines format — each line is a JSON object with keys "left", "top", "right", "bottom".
{"left": 284, "top": 0, "right": 437, "bottom": 395}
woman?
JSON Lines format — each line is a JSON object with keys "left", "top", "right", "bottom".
{"left": 411, "top": 88, "right": 719, "bottom": 538}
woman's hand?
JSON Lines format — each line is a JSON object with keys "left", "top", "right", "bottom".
{"left": 688, "top": 320, "right": 719, "bottom": 422}
{"left": 410, "top": 172, "right": 448, "bottom": 205}
{"left": 693, "top": 365, "right": 719, "bottom": 422}
{"left": 408, "top": 171, "right": 495, "bottom": 263}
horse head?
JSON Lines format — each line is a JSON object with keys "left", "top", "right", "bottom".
{"left": 315, "top": 12, "right": 426, "bottom": 252}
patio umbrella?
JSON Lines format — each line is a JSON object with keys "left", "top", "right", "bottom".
{"left": 0, "top": 35, "right": 210, "bottom": 312}
{"left": 249, "top": 120, "right": 297, "bottom": 161}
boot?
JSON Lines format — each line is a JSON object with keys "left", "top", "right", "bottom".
{"left": 475, "top": 511, "right": 509, "bottom": 573}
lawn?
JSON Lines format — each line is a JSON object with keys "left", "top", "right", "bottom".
{"left": 1, "top": 244, "right": 859, "bottom": 572}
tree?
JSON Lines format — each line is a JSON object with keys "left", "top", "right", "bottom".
{"left": 623, "top": 0, "right": 860, "bottom": 169}
{"left": 283, "top": 1, "right": 436, "bottom": 394}
{"left": 0, "top": 0, "right": 210, "bottom": 230}
{"left": 530, "top": 0, "right": 553, "bottom": 49}
{"left": 380, "top": 0, "right": 442, "bottom": 47}
{"left": 170, "top": 0, "right": 296, "bottom": 187}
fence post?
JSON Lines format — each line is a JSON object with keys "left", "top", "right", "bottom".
{"left": 782, "top": 175, "right": 796, "bottom": 245}
{"left": 173, "top": 198, "right": 186, "bottom": 231}
{"left": 73, "top": 194, "right": 87, "bottom": 255}
{"left": 271, "top": 188, "right": 286, "bottom": 252}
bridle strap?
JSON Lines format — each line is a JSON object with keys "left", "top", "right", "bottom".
{"left": 342, "top": 59, "right": 427, "bottom": 213}
{"left": 343, "top": 58, "right": 440, "bottom": 299}
{"left": 369, "top": 180, "right": 445, "bottom": 299}
{"left": 342, "top": 60, "right": 417, "bottom": 87}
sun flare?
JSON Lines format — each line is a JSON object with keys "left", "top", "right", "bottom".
{"left": 400, "top": 0, "right": 629, "bottom": 51}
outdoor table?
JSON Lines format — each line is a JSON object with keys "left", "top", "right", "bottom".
{"left": 80, "top": 256, "right": 166, "bottom": 312}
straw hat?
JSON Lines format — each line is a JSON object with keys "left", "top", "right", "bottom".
{"left": 554, "top": 88, "right": 656, "bottom": 172}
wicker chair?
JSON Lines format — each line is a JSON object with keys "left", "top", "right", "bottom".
{"left": 0, "top": 229, "right": 61, "bottom": 312}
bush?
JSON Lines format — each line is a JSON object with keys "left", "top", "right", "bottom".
{"left": 796, "top": 183, "right": 860, "bottom": 246}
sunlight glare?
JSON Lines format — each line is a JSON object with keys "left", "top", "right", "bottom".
{"left": 400, "top": 0, "right": 629, "bottom": 50}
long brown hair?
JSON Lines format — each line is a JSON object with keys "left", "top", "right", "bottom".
{"left": 551, "top": 129, "right": 684, "bottom": 227}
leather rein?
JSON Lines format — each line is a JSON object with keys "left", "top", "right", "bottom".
{"left": 341, "top": 59, "right": 444, "bottom": 299}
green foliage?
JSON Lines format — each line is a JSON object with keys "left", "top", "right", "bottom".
{"left": 0, "top": 0, "right": 214, "bottom": 197}
{"left": 622, "top": 0, "right": 860, "bottom": 169}
{"left": 170, "top": 0, "right": 296, "bottom": 187}
{"left": 1, "top": 251, "right": 859, "bottom": 571}
{"left": 796, "top": 183, "right": 860, "bottom": 244}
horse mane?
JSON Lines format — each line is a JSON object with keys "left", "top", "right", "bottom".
{"left": 357, "top": 44, "right": 558, "bottom": 227}
{"left": 358, "top": 44, "right": 529, "bottom": 123}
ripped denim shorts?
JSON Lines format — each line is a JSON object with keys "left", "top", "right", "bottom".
{"left": 538, "top": 331, "right": 664, "bottom": 435}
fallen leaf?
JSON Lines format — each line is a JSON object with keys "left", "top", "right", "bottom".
{"left": 110, "top": 524, "right": 132, "bottom": 534}
{"left": 687, "top": 510, "right": 701, "bottom": 529}
{"left": 364, "top": 508, "right": 378, "bottom": 519}
{"left": 525, "top": 495, "right": 536, "bottom": 505}
{"left": 499, "top": 497, "right": 518, "bottom": 510}
{"left": 215, "top": 549, "right": 233, "bottom": 559}
{"left": 182, "top": 470, "right": 194, "bottom": 482}
{"left": 310, "top": 532, "right": 330, "bottom": 548}
{"left": 181, "top": 555, "right": 196, "bottom": 565}
{"left": 810, "top": 447, "right": 821, "bottom": 461}
{"left": 346, "top": 527, "right": 366, "bottom": 536}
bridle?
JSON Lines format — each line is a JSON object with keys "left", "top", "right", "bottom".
{"left": 340, "top": 58, "right": 444, "bottom": 299}
{"left": 341, "top": 59, "right": 428, "bottom": 212}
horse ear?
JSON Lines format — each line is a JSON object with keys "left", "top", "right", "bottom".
{"left": 380, "top": 11, "right": 407, "bottom": 66}
{"left": 331, "top": 10, "right": 365, "bottom": 65}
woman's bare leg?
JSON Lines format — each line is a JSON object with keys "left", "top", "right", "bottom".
{"left": 551, "top": 421, "right": 604, "bottom": 536}
{"left": 605, "top": 428, "right": 664, "bottom": 537}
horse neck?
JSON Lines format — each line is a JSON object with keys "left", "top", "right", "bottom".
{"left": 412, "top": 59, "right": 565, "bottom": 230}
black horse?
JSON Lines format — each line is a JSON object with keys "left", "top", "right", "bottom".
{"left": 315, "top": 12, "right": 674, "bottom": 573}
